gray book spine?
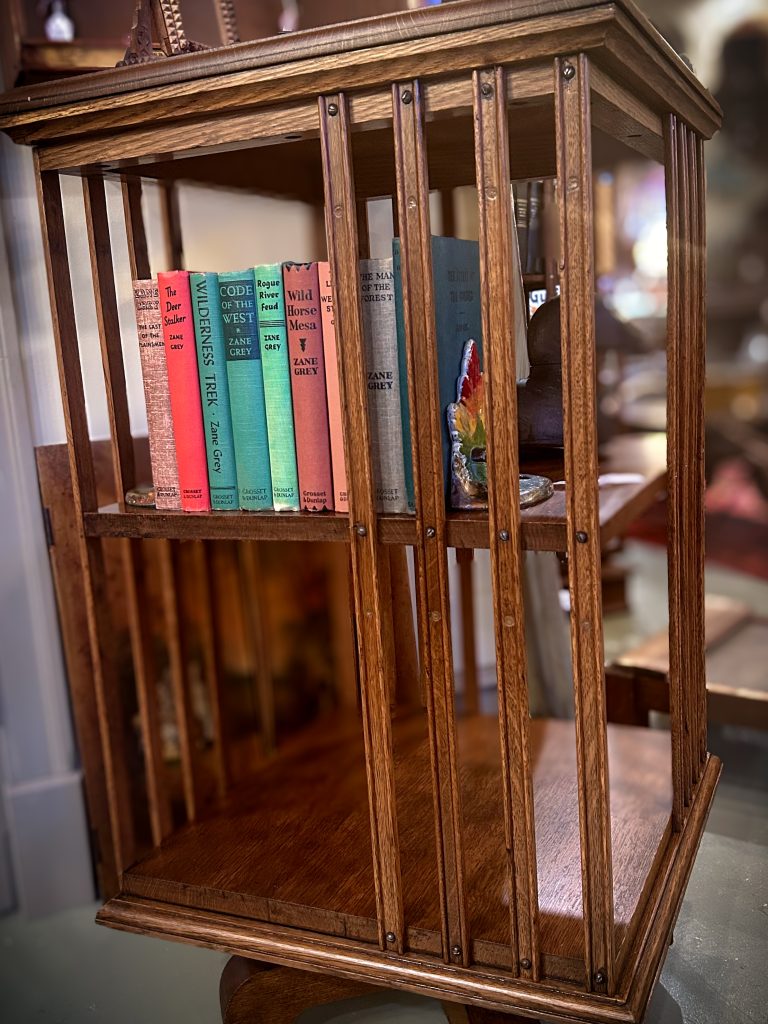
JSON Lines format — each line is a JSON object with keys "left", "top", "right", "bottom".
{"left": 360, "top": 257, "right": 408, "bottom": 514}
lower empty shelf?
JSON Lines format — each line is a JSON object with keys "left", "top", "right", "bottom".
{"left": 120, "top": 713, "right": 671, "bottom": 981}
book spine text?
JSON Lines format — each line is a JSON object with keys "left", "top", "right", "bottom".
{"left": 157, "top": 270, "right": 210, "bottom": 511}
{"left": 283, "top": 263, "right": 334, "bottom": 511}
{"left": 254, "top": 265, "right": 300, "bottom": 511}
{"left": 218, "top": 271, "right": 273, "bottom": 510}
{"left": 190, "top": 272, "right": 239, "bottom": 510}
{"left": 132, "top": 279, "right": 181, "bottom": 510}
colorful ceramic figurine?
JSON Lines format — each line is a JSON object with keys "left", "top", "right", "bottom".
{"left": 448, "top": 338, "right": 553, "bottom": 511}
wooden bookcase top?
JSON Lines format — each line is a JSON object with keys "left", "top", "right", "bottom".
{"left": 0, "top": 0, "right": 721, "bottom": 149}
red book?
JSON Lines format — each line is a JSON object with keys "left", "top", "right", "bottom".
{"left": 318, "top": 262, "right": 348, "bottom": 513}
{"left": 283, "top": 262, "right": 334, "bottom": 511}
{"left": 157, "top": 270, "right": 211, "bottom": 512}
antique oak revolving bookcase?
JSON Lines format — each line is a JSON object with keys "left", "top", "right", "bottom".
{"left": 0, "top": 1, "right": 721, "bottom": 1021}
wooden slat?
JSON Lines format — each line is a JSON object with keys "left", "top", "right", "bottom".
{"left": 36, "top": 164, "right": 136, "bottom": 874}
{"left": 696, "top": 132, "right": 708, "bottom": 770}
{"left": 122, "top": 539, "right": 173, "bottom": 842}
{"left": 392, "top": 78, "right": 467, "bottom": 966}
{"left": 455, "top": 550, "right": 478, "bottom": 717}
{"left": 319, "top": 91, "right": 404, "bottom": 953}
{"left": 159, "top": 180, "right": 184, "bottom": 269}
{"left": 238, "top": 542, "right": 276, "bottom": 756}
{"left": 82, "top": 174, "right": 135, "bottom": 504}
{"left": 120, "top": 172, "right": 177, "bottom": 841}
{"left": 663, "top": 114, "right": 686, "bottom": 831}
{"left": 121, "top": 178, "right": 150, "bottom": 280}
{"left": 194, "top": 541, "right": 229, "bottom": 796}
{"left": 686, "top": 126, "right": 707, "bottom": 776}
{"left": 158, "top": 540, "right": 205, "bottom": 821}
{"left": 473, "top": 66, "right": 540, "bottom": 981}
{"left": 675, "top": 120, "right": 695, "bottom": 806}
{"left": 554, "top": 55, "right": 614, "bottom": 994}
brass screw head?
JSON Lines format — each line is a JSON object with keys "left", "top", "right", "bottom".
{"left": 520, "top": 958, "right": 532, "bottom": 971}
{"left": 450, "top": 944, "right": 462, "bottom": 958}
{"left": 385, "top": 931, "right": 397, "bottom": 944}
{"left": 481, "top": 82, "right": 493, "bottom": 98}
{"left": 355, "top": 523, "right": 367, "bottom": 537}
{"left": 562, "top": 63, "right": 576, "bottom": 81}
{"left": 327, "top": 102, "right": 339, "bottom": 116}
{"left": 594, "top": 969, "right": 607, "bottom": 985}
{"left": 426, "top": 526, "right": 436, "bottom": 538}
{"left": 401, "top": 89, "right": 413, "bottom": 105}
{"left": 499, "top": 529, "right": 510, "bottom": 541}
{"left": 575, "top": 530, "right": 588, "bottom": 543}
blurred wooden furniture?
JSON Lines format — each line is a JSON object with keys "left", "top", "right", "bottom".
{"left": 607, "top": 594, "right": 768, "bottom": 731}
{"left": 0, "top": 1, "right": 721, "bottom": 1021}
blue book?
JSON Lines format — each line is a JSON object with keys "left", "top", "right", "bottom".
{"left": 393, "top": 236, "right": 483, "bottom": 504}
{"left": 190, "top": 272, "right": 239, "bottom": 510}
{"left": 218, "top": 271, "right": 273, "bottom": 510}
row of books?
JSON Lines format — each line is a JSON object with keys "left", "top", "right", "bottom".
{"left": 132, "top": 238, "right": 489, "bottom": 515}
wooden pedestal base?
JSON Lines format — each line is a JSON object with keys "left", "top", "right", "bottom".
{"left": 220, "top": 957, "right": 532, "bottom": 1024}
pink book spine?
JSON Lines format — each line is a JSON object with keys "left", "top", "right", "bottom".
{"left": 283, "top": 262, "right": 334, "bottom": 511}
{"left": 318, "top": 262, "right": 348, "bottom": 513}
{"left": 157, "top": 270, "right": 211, "bottom": 512}
{"left": 132, "top": 279, "right": 181, "bottom": 510}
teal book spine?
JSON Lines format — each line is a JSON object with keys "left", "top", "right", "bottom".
{"left": 190, "top": 272, "right": 239, "bottom": 510}
{"left": 394, "top": 237, "right": 483, "bottom": 501}
{"left": 217, "top": 271, "right": 273, "bottom": 510}
{"left": 253, "top": 265, "right": 300, "bottom": 511}
{"left": 431, "top": 236, "right": 483, "bottom": 497}
{"left": 392, "top": 240, "right": 415, "bottom": 510}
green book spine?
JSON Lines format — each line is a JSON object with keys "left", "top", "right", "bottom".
{"left": 218, "top": 271, "right": 273, "bottom": 510}
{"left": 190, "top": 272, "right": 239, "bottom": 510}
{"left": 253, "top": 265, "right": 300, "bottom": 511}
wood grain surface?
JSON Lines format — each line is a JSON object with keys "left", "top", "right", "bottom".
{"left": 554, "top": 55, "right": 613, "bottom": 995}
{"left": 473, "top": 65, "right": 539, "bottom": 982}
{"left": 118, "top": 714, "right": 671, "bottom": 982}
{"left": 392, "top": 77, "right": 467, "bottom": 968}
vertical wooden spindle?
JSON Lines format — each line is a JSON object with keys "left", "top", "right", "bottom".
{"left": 554, "top": 55, "right": 614, "bottom": 994}
{"left": 320, "top": 91, "right": 405, "bottom": 954}
{"left": 159, "top": 540, "right": 205, "bottom": 820}
{"left": 238, "top": 542, "right": 276, "bottom": 756}
{"left": 685, "top": 125, "right": 707, "bottom": 785}
{"left": 663, "top": 116, "right": 687, "bottom": 831}
{"left": 83, "top": 174, "right": 135, "bottom": 506}
{"left": 392, "top": 78, "right": 468, "bottom": 967}
{"left": 194, "top": 541, "right": 229, "bottom": 796}
{"left": 694, "top": 133, "right": 708, "bottom": 771}
{"left": 120, "top": 176, "right": 177, "bottom": 840}
{"left": 675, "top": 123, "right": 696, "bottom": 806}
{"left": 37, "top": 164, "right": 136, "bottom": 875}
{"left": 473, "top": 66, "right": 540, "bottom": 981}
{"left": 455, "top": 549, "right": 478, "bottom": 717}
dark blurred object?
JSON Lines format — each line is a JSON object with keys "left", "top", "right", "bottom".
{"left": 518, "top": 296, "right": 563, "bottom": 450}
{"left": 715, "top": 22, "right": 768, "bottom": 163}
{"left": 518, "top": 295, "right": 646, "bottom": 450}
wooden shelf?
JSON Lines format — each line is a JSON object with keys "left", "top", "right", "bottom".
{"left": 83, "top": 434, "right": 666, "bottom": 552}
{"left": 118, "top": 712, "right": 671, "bottom": 981}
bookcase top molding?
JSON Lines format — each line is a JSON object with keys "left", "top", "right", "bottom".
{"left": 0, "top": 0, "right": 721, "bottom": 153}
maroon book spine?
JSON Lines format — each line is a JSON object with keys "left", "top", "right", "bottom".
{"left": 132, "top": 279, "right": 180, "bottom": 510}
{"left": 283, "top": 262, "right": 334, "bottom": 511}
{"left": 157, "top": 270, "right": 211, "bottom": 512}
